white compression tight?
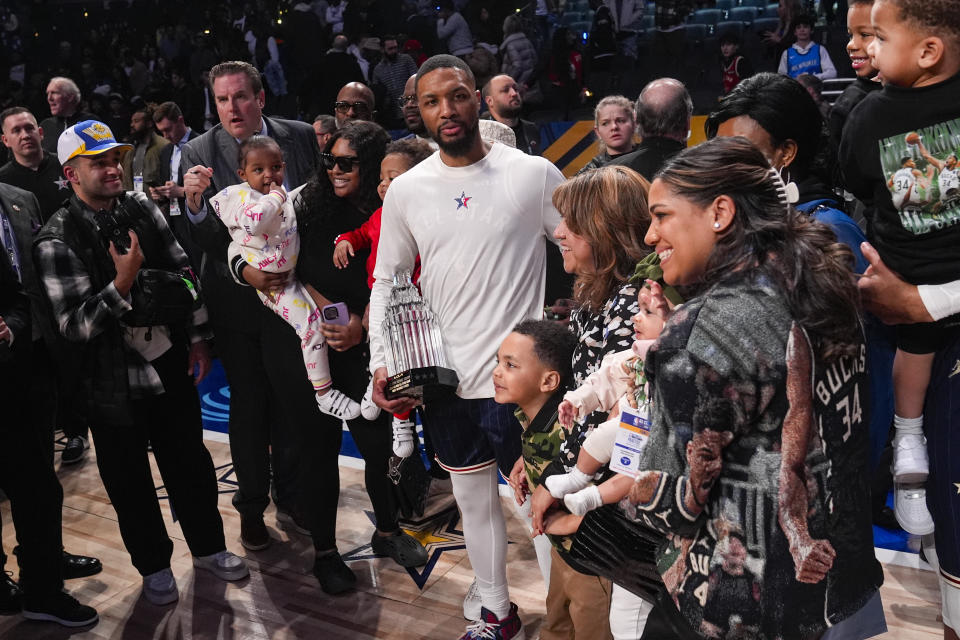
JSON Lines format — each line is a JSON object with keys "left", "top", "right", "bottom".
{"left": 450, "top": 464, "right": 511, "bottom": 619}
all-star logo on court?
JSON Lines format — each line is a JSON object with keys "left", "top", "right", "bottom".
{"left": 454, "top": 191, "right": 471, "bottom": 210}
{"left": 342, "top": 505, "right": 467, "bottom": 589}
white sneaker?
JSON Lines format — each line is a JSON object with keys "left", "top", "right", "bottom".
{"left": 563, "top": 485, "right": 603, "bottom": 516}
{"left": 360, "top": 378, "right": 381, "bottom": 420}
{"left": 893, "top": 434, "right": 929, "bottom": 483}
{"left": 317, "top": 389, "right": 361, "bottom": 421}
{"left": 142, "top": 568, "right": 178, "bottom": 605}
{"left": 463, "top": 577, "right": 482, "bottom": 621}
{"left": 193, "top": 550, "right": 250, "bottom": 581}
{"left": 544, "top": 468, "right": 592, "bottom": 499}
{"left": 894, "top": 483, "right": 935, "bottom": 535}
{"left": 392, "top": 416, "right": 416, "bottom": 458}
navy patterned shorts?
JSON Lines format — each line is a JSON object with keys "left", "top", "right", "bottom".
{"left": 925, "top": 327, "right": 960, "bottom": 588}
{"left": 420, "top": 396, "right": 522, "bottom": 477}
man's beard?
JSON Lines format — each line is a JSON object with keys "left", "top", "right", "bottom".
{"left": 497, "top": 103, "right": 521, "bottom": 121}
{"left": 432, "top": 119, "right": 480, "bottom": 157}
{"left": 407, "top": 116, "right": 426, "bottom": 137}
{"left": 385, "top": 52, "right": 398, "bottom": 61}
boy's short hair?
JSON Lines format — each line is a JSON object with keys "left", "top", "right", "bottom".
{"left": 793, "top": 14, "right": 815, "bottom": 29}
{"left": 512, "top": 320, "right": 577, "bottom": 387}
{"left": 719, "top": 32, "right": 741, "bottom": 46}
{"left": 887, "top": 0, "right": 960, "bottom": 47}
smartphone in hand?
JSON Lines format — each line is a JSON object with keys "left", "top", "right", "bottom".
{"left": 321, "top": 302, "right": 349, "bottom": 326}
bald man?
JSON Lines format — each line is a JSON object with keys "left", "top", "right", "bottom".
{"left": 334, "top": 82, "right": 375, "bottom": 129}
{"left": 609, "top": 77, "right": 692, "bottom": 180}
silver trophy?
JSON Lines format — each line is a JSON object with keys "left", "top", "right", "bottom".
{"left": 382, "top": 271, "right": 459, "bottom": 400}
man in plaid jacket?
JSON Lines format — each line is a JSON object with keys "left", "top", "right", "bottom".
{"left": 32, "top": 120, "right": 248, "bottom": 607}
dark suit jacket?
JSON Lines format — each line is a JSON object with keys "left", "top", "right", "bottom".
{"left": 608, "top": 136, "right": 686, "bottom": 181}
{"left": 179, "top": 116, "right": 319, "bottom": 317}
{"left": 0, "top": 241, "right": 30, "bottom": 369}
{"left": 0, "top": 183, "right": 53, "bottom": 343}
{"left": 157, "top": 129, "right": 203, "bottom": 273}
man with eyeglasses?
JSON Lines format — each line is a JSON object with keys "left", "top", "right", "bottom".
{"left": 371, "top": 36, "right": 418, "bottom": 128}
{"left": 179, "top": 60, "right": 324, "bottom": 563}
{"left": 398, "top": 75, "right": 438, "bottom": 150}
{"left": 333, "top": 82, "right": 376, "bottom": 129}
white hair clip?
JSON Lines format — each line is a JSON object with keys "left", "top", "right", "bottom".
{"left": 768, "top": 166, "right": 800, "bottom": 206}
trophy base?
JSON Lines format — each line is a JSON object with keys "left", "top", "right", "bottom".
{"left": 385, "top": 367, "right": 460, "bottom": 401}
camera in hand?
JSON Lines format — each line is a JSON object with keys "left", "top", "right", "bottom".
{"left": 94, "top": 204, "right": 136, "bottom": 254}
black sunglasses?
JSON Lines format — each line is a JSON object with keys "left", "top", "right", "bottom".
{"left": 397, "top": 95, "right": 417, "bottom": 108}
{"left": 321, "top": 153, "right": 360, "bottom": 172}
{"left": 333, "top": 100, "right": 372, "bottom": 114}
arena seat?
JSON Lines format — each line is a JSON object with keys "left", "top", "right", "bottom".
{"left": 716, "top": 20, "right": 745, "bottom": 39}
{"left": 728, "top": 6, "right": 759, "bottom": 24}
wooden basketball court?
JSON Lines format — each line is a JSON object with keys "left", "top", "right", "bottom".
{"left": 0, "top": 435, "right": 945, "bottom": 639}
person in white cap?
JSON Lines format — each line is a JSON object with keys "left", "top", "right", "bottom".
{"left": 33, "top": 119, "right": 249, "bottom": 607}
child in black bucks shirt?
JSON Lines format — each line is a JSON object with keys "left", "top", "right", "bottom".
{"left": 840, "top": 1, "right": 960, "bottom": 635}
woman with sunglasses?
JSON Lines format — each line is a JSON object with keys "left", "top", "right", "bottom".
{"left": 290, "top": 121, "right": 429, "bottom": 594}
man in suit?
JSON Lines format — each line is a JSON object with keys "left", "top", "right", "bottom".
{"left": 481, "top": 75, "right": 540, "bottom": 156}
{"left": 0, "top": 108, "right": 91, "bottom": 464}
{"left": 0, "top": 183, "right": 101, "bottom": 623}
{"left": 149, "top": 101, "right": 202, "bottom": 273}
{"left": 181, "top": 61, "right": 323, "bottom": 562}
{"left": 609, "top": 78, "right": 691, "bottom": 180}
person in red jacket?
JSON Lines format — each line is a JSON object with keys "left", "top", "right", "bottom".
{"left": 333, "top": 137, "right": 433, "bottom": 457}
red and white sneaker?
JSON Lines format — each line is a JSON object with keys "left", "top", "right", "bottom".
{"left": 459, "top": 602, "right": 525, "bottom": 640}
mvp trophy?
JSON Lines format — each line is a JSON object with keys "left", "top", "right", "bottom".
{"left": 382, "top": 271, "right": 459, "bottom": 400}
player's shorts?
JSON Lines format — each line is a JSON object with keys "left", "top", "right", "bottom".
{"left": 925, "top": 327, "right": 960, "bottom": 591}
{"left": 420, "top": 395, "right": 521, "bottom": 477}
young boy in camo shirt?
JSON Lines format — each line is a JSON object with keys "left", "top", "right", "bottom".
{"left": 493, "top": 319, "right": 613, "bottom": 640}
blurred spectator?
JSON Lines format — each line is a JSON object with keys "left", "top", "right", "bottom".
{"left": 548, "top": 27, "right": 585, "bottom": 120}
{"left": 327, "top": 0, "right": 346, "bottom": 35}
{"left": 719, "top": 32, "right": 754, "bottom": 95}
{"left": 372, "top": 36, "right": 418, "bottom": 128}
{"left": 500, "top": 15, "right": 539, "bottom": 100}
{"left": 308, "top": 35, "right": 365, "bottom": 118}
{"left": 334, "top": 82, "right": 376, "bottom": 129}
{"left": 796, "top": 73, "right": 831, "bottom": 119}
{"left": 436, "top": 0, "right": 473, "bottom": 56}
{"left": 39, "top": 78, "right": 98, "bottom": 155}
{"left": 151, "top": 101, "right": 202, "bottom": 273}
{"left": 471, "top": 5, "right": 502, "bottom": 52}
{"left": 122, "top": 48, "right": 150, "bottom": 97}
{"left": 313, "top": 114, "right": 337, "bottom": 149}
{"left": 120, "top": 104, "right": 170, "bottom": 192}
{"left": 482, "top": 75, "right": 540, "bottom": 155}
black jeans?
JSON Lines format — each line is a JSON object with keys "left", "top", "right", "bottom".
{"left": 89, "top": 343, "right": 225, "bottom": 576}
{"left": 301, "top": 409, "right": 398, "bottom": 551}
{"left": 204, "top": 282, "right": 315, "bottom": 519}
{"left": 0, "top": 376, "right": 63, "bottom": 602}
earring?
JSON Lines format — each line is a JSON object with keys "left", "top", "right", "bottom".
{"left": 713, "top": 221, "right": 721, "bottom": 229}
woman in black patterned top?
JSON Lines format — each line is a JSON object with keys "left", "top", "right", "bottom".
{"left": 624, "top": 137, "right": 882, "bottom": 639}
{"left": 529, "top": 165, "right": 654, "bottom": 639}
